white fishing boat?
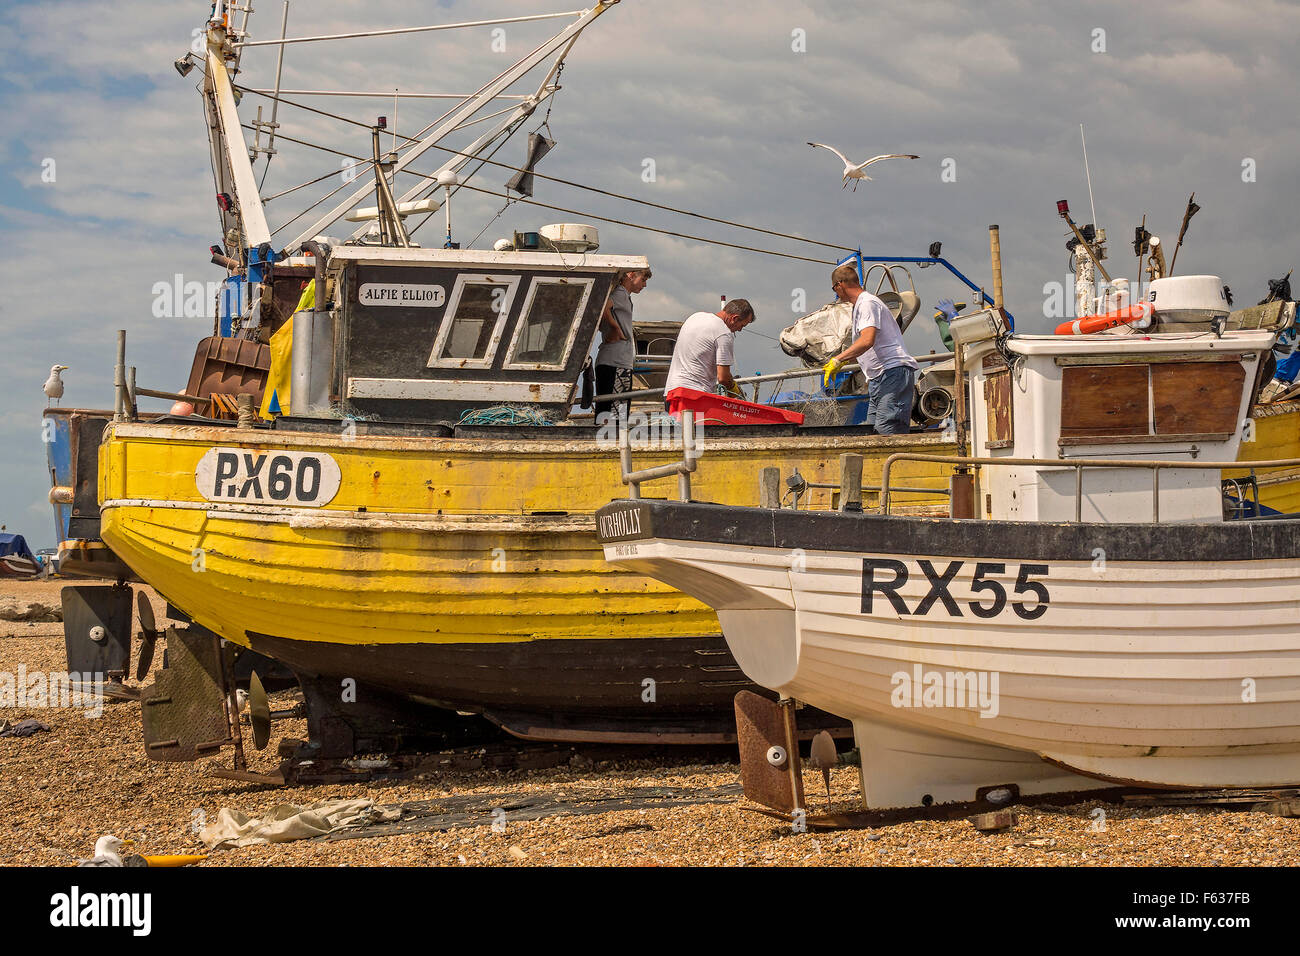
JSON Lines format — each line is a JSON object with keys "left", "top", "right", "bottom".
{"left": 598, "top": 293, "right": 1300, "bottom": 810}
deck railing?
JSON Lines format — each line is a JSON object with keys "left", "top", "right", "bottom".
{"left": 618, "top": 410, "right": 700, "bottom": 501}
{"left": 879, "top": 453, "right": 1300, "bottom": 522}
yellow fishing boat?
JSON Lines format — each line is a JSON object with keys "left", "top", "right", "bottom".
{"left": 99, "top": 407, "right": 952, "bottom": 750}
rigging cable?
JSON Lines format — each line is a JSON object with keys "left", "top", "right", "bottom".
{"left": 259, "top": 159, "right": 376, "bottom": 204}
{"left": 448, "top": 182, "right": 836, "bottom": 267}
{"left": 233, "top": 84, "right": 854, "bottom": 256}
{"left": 408, "top": 140, "right": 855, "bottom": 255}
{"left": 249, "top": 123, "right": 841, "bottom": 266}
{"left": 409, "top": 116, "right": 530, "bottom": 241}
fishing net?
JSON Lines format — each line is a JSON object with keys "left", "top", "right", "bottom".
{"left": 766, "top": 380, "right": 869, "bottom": 427}
{"left": 455, "top": 405, "right": 557, "bottom": 426}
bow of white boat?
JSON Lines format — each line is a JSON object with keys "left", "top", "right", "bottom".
{"left": 598, "top": 501, "right": 800, "bottom": 690}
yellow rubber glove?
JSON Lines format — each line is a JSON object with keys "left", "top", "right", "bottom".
{"left": 822, "top": 358, "right": 843, "bottom": 388}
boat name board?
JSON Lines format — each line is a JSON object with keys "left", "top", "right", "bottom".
{"left": 862, "top": 559, "right": 1050, "bottom": 620}
{"left": 598, "top": 507, "right": 643, "bottom": 540}
{"left": 358, "top": 283, "right": 446, "bottom": 307}
{"left": 195, "top": 449, "right": 342, "bottom": 507}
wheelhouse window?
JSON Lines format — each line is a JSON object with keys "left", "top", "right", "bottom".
{"left": 427, "top": 274, "right": 520, "bottom": 369}
{"left": 503, "top": 276, "right": 594, "bottom": 370}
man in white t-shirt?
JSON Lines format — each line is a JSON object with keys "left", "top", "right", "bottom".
{"left": 664, "top": 299, "right": 756, "bottom": 399}
{"left": 822, "top": 264, "right": 919, "bottom": 434}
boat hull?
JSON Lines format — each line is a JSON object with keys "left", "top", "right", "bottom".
{"left": 598, "top": 500, "right": 1300, "bottom": 804}
{"left": 95, "top": 402, "right": 1300, "bottom": 749}
{"left": 98, "top": 420, "right": 951, "bottom": 741}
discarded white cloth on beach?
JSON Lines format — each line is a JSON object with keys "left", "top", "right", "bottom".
{"left": 200, "top": 798, "right": 401, "bottom": 850}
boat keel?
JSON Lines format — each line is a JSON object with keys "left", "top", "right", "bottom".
{"left": 851, "top": 717, "right": 1113, "bottom": 810}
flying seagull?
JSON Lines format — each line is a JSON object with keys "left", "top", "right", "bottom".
{"left": 43, "top": 365, "right": 68, "bottom": 405}
{"left": 806, "top": 143, "right": 919, "bottom": 190}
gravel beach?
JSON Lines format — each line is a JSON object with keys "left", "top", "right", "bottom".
{"left": 3, "top": 578, "right": 1298, "bottom": 868}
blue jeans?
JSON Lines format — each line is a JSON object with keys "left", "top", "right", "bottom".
{"left": 866, "top": 365, "right": 916, "bottom": 435}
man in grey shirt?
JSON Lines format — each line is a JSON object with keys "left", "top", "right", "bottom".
{"left": 595, "top": 268, "right": 651, "bottom": 421}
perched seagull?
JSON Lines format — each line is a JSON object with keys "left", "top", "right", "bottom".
{"left": 78, "top": 834, "right": 135, "bottom": 867}
{"left": 43, "top": 365, "right": 68, "bottom": 405}
{"left": 806, "top": 143, "right": 919, "bottom": 190}
{"left": 76, "top": 834, "right": 203, "bottom": 867}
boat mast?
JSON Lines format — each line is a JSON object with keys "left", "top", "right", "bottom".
{"left": 202, "top": 3, "right": 273, "bottom": 256}
{"left": 194, "top": 1, "right": 620, "bottom": 297}
{"left": 288, "top": 2, "right": 621, "bottom": 248}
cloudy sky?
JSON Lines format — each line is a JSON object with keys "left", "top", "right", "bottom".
{"left": 2, "top": 0, "right": 1297, "bottom": 546}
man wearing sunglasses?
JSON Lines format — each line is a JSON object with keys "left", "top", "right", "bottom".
{"left": 822, "top": 265, "right": 918, "bottom": 434}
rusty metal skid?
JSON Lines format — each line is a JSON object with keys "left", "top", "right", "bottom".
{"left": 141, "top": 626, "right": 233, "bottom": 761}
{"left": 61, "top": 584, "right": 132, "bottom": 680}
{"left": 734, "top": 691, "right": 807, "bottom": 814}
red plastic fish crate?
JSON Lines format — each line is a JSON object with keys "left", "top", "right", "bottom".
{"left": 664, "top": 387, "right": 805, "bottom": 425}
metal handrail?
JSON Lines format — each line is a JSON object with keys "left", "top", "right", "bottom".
{"left": 618, "top": 410, "right": 699, "bottom": 501}
{"left": 878, "top": 452, "right": 1300, "bottom": 521}
{"left": 802, "top": 480, "right": 949, "bottom": 496}
{"left": 591, "top": 351, "right": 956, "bottom": 405}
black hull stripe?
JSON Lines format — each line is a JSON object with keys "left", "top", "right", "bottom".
{"left": 246, "top": 630, "right": 753, "bottom": 717}
{"left": 596, "top": 500, "right": 1300, "bottom": 563}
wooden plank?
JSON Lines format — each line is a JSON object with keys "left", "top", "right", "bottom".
{"left": 1055, "top": 353, "right": 1249, "bottom": 366}
{"left": 759, "top": 467, "right": 781, "bottom": 509}
{"left": 1227, "top": 300, "right": 1289, "bottom": 332}
{"left": 838, "top": 454, "right": 863, "bottom": 511}
{"left": 348, "top": 377, "right": 575, "bottom": 402}
{"left": 1059, "top": 432, "right": 1234, "bottom": 446}
{"left": 1152, "top": 361, "right": 1245, "bottom": 435}
{"left": 983, "top": 368, "right": 1013, "bottom": 447}
{"left": 1060, "top": 364, "right": 1149, "bottom": 439}
{"left": 1125, "top": 788, "right": 1300, "bottom": 807}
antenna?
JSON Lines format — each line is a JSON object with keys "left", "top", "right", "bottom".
{"left": 1080, "top": 124, "right": 1097, "bottom": 228}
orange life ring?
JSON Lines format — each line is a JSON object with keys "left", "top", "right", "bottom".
{"left": 1055, "top": 302, "right": 1153, "bottom": 335}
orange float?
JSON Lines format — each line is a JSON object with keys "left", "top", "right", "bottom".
{"left": 1055, "top": 301, "right": 1154, "bottom": 335}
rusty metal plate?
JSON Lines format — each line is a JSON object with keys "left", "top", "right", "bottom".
{"left": 141, "top": 625, "right": 232, "bottom": 762}
{"left": 62, "top": 585, "right": 132, "bottom": 679}
{"left": 734, "top": 691, "right": 804, "bottom": 814}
